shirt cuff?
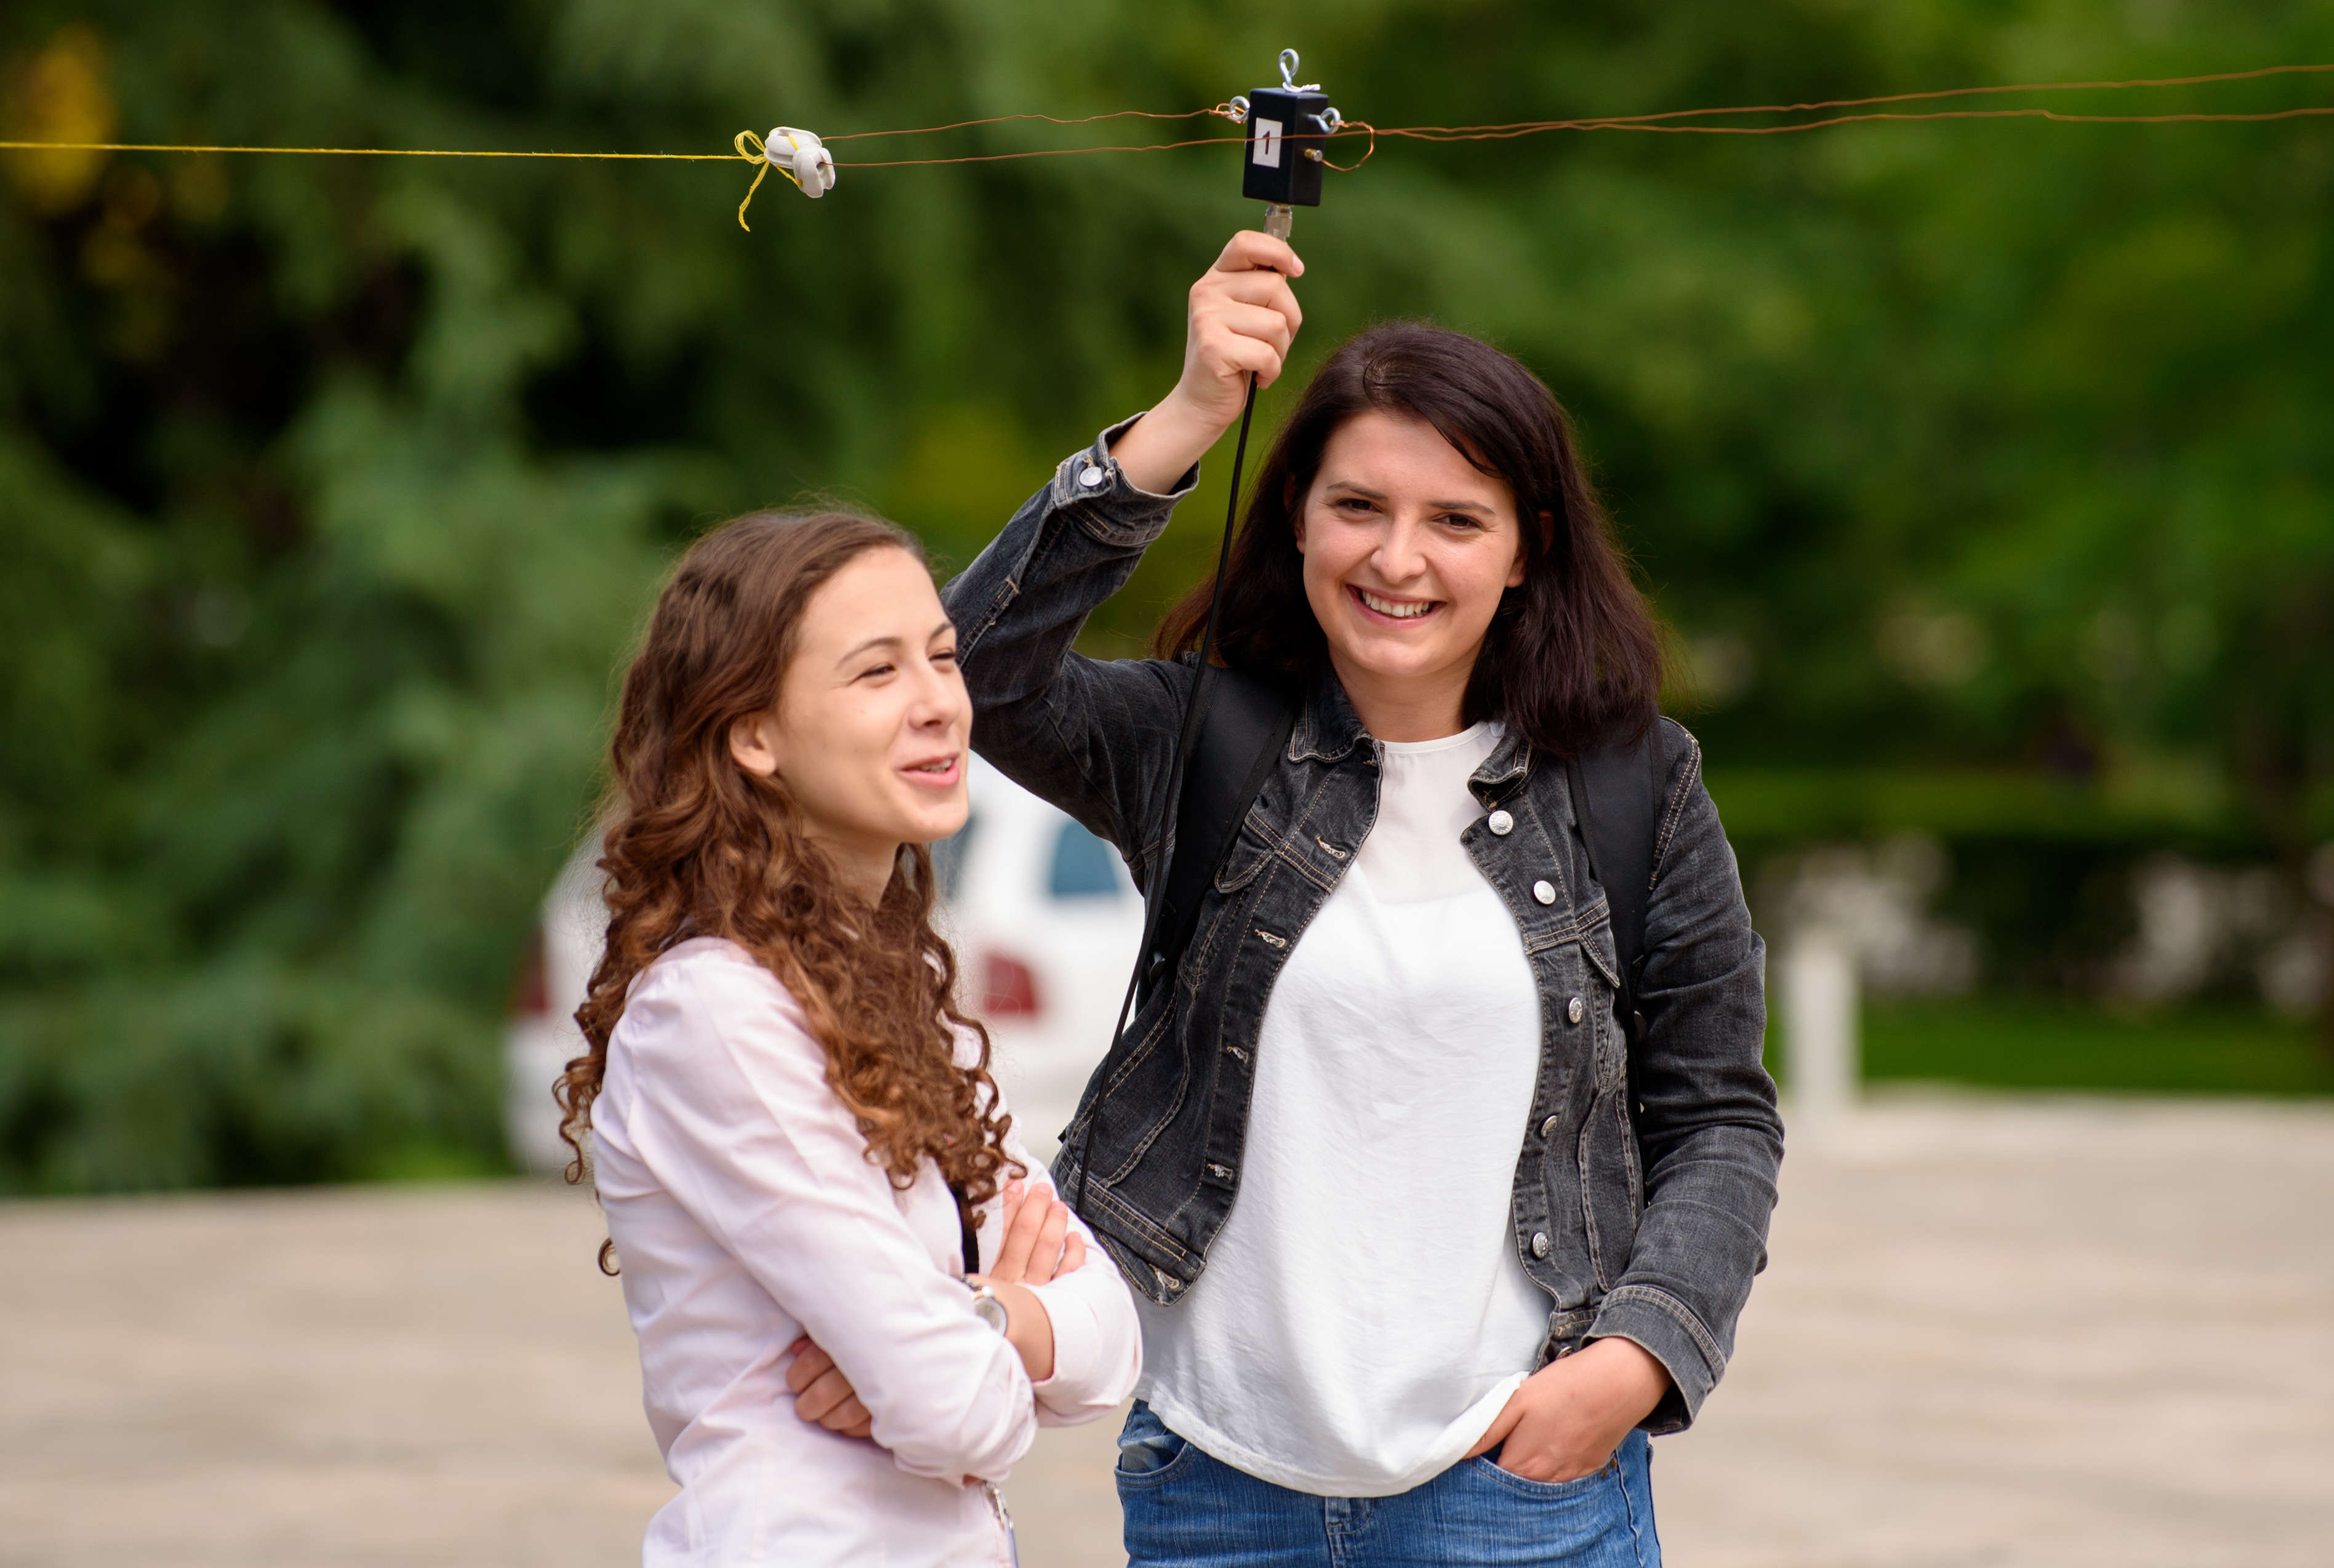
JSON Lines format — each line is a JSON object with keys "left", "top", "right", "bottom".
{"left": 1019, "top": 1275, "right": 1105, "bottom": 1404}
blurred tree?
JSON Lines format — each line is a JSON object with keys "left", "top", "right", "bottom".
{"left": 1, "top": 0, "right": 2328, "bottom": 1191}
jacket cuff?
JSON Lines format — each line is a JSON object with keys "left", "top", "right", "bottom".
{"left": 1046, "top": 412, "right": 1200, "bottom": 548}
{"left": 1587, "top": 1284, "right": 1725, "bottom": 1435}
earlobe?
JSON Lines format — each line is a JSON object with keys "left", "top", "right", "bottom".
{"left": 1288, "top": 475, "right": 1306, "bottom": 554}
{"left": 729, "top": 713, "right": 782, "bottom": 778}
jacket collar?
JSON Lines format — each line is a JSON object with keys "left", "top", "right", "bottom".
{"left": 1286, "top": 671, "right": 1538, "bottom": 802}
{"left": 1470, "top": 725, "right": 1534, "bottom": 806}
{"left": 1288, "top": 671, "right": 1370, "bottom": 764}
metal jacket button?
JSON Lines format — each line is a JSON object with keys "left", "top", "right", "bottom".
{"left": 1539, "top": 1114, "right": 1558, "bottom": 1138}
{"left": 1566, "top": 995, "right": 1585, "bottom": 1025}
{"left": 1531, "top": 1231, "right": 1550, "bottom": 1258}
{"left": 1488, "top": 809, "right": 1514, "bottom": 836}
{"left": 1078, "top": 463, "right": 1107, "bottom": 487}
{"left": 1532, "top": 879, "right": 1557, "bottom": 905}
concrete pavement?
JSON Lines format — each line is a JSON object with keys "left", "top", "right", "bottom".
{"left": 1, "top": 1089, "right": 2326, "bottom": 1566}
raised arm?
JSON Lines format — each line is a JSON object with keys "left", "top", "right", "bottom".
{"left": 1110, "top": 231, "right": 1305, "bottom": 495}
{"left": 940, "top": 233, "right": 1303, "bottom": 882}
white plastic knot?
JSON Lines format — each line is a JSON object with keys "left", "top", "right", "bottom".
{"left": 766, "top": 126, "right": 836, "bottom": 199}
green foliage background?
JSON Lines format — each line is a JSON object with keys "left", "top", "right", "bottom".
{"left": 2, "top": 1, "right": 2329, "bottom": 1190}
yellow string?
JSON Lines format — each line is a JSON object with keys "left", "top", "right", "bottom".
{"left": 731, "top": 130, "right": 804, "bottom": 231}
{"left": 0, "top": 132, "right": 819, "bottom": 231}
{"left": 0, "top": 141, "right": 734, "bottom": 159}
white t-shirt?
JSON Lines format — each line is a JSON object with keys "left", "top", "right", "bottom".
{"left": 1134, "top": 722, "right": 1549, "bottom": 1496}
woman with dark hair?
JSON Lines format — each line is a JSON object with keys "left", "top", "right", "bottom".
{"left": 935, "top": 232, "right": 1783, "bottom": 1566}
{"left": 556, "top": 511, "right": 1140, "bottom": 1566}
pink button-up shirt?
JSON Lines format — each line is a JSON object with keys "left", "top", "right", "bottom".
{"left": 590, "top": 937, "right": 1141, "bottom": 1566}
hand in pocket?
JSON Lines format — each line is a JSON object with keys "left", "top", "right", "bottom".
{"left": 1464, "top": 1338, "right": 1668, "bottom": 1482}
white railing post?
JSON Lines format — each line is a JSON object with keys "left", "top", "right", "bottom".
{"left": 1783, "top": 926, "right": 1859, "bottom": 1134}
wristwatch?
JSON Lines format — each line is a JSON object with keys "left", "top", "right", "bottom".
{"left": 969, "top": 1285, "right": 1009, "bottom": 1335}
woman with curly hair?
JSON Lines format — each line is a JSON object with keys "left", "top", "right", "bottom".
{"left": 555, "top": 511, "right": 1141, "bottom": 1566}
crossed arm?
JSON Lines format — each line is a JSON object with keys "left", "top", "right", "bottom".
{"left": 786, "top": 1175, "right": 1091, "bottom": 1438}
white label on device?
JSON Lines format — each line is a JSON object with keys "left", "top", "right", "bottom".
{"left": 1253, "top": 119, "right": 1283, "bottom": 166}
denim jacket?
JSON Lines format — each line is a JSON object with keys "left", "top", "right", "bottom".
{"left": 942, "top": 418, "right": 1784, "bottom": 1433}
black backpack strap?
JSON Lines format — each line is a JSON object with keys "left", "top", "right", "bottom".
{"left": 948, "top": 1180, "right": 981, "bottom": 1277}
{"left": 1072, "top": 663, "right": 1293, "bottom": 1216}
{"left": 1564, "top": 724, "right": 1664, "bottom": 1044}
{"left": 1139, "top": 665, "right": 1296, "bottom": 1006}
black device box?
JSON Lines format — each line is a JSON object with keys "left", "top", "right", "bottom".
{"left": 1240, "top": 87, "right": 1331, "bottom": 206}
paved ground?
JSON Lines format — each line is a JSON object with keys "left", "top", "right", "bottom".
{"left": 1, "top": 1090, "right": 2327, "bottom": 1567}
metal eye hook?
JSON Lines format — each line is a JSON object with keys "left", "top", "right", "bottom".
{"left": 1311, "top": 106, "right": 1343, "bottom": 135}
{"left": 1278, "top": 47, "right": 1320, "bottom": 92}
{"left": 1225, "top": 94, "right": 1250, "bottom": 124}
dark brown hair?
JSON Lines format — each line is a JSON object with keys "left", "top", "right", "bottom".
{"left": 1157, "top": 322, "right": 1662, "bottom": 756}
{"left": 556, "top": 511, "right": 1018, "bottom": 1217}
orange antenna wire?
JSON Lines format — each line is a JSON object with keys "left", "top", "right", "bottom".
{"left": 1374, "top": 59, "right": 2334, "bottom": 137}
{"left": 820, "top": 108, "right": 1229, "bottom": 143}
{"left": 1, "top": 60, "right": 2326, "bottom": 183}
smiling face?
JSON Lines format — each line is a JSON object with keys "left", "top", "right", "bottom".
{"left": 1294, "top": 408, "right": 1530, "bottom": 741}
{"left": 728, "top": 545, "right": 970, "bottom": 898}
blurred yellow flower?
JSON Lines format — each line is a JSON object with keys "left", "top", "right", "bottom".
{"left": 3, "top": 26, "right": 115, "bottom": 213}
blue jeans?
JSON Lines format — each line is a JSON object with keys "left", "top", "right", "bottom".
{"left": 1115, "top": 1402, "right": 1662, "bottom": 1567}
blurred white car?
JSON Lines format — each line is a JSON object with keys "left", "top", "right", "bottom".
{"left": 503, "top": 759, "right": 1143, "bottom": 1173}
{"left": 932, "top": 759, "right": 1146, "bottom": 1159}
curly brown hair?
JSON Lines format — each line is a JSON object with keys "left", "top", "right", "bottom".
{"left": 556, "top": 510, "right": 1019, "bottom": 1223}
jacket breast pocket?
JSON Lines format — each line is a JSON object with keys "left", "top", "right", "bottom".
{"left": 1180, "top": 810, "right": 1278, "bottom": 978}
{"left": 1210, "top": 807, "right": 1275, "bottom": 896}
{"left": 1573, "top": 898, "right": 1624, "bottom": 997}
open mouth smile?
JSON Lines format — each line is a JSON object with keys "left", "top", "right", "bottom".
{"left": 1350, "top": 585, "right": 1442, "bottom": 623}
{"left": 900, "top": 754, "right": 963, "bottom": 787}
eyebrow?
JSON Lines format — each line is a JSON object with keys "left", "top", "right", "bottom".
{"left": 1321, "top": 480, "right": 1496, "bottom": 516}
{"left": 836, "top": 618, "right": 955, "bottom": 668}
